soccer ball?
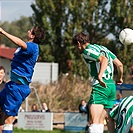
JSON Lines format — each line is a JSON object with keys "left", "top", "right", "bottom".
{"left": 119, "top": 28, "right": 133, "bottom": 45}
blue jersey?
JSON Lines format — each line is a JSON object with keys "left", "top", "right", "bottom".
{"left": 0, "top": 42, "right": 38, "bottom": 116}
{"left": 11, "top": 42, "right": 39, "bottom": 83}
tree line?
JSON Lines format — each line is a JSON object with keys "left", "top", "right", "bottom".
{"left": 1, "top": 0, "right": 133, "bottom": 83}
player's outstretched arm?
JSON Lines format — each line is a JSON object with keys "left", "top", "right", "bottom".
{"left": 0, "top": 27, "right": 27, "bottom": 50}
{"left": 113, "top": 58, "right": 123, "bottom": 84}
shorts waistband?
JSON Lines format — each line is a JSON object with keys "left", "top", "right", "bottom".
{"left": 11, "top": 80, "right": 23, "bottom": 84}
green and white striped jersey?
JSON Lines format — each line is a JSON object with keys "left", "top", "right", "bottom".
{"left": 83, "top": 44, "right": 116, "bottom": 85}
{"left": 110, "top": 96, "right": 133, "bottom": 133}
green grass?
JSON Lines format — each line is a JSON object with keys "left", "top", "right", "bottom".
{"left": 14, "top": 128, "right": 80, "bottom": 133}
{"left": 13, "top": 128, "right": 108, "bottom": 133}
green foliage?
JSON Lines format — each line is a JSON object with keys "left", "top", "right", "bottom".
{"left": 30, "top": 75, "right": 92, "bottom": 112}
{"left": 31, "top": 0, "right": 113, "bottom": 78}
{"left": 108, "top": 0, "right": 133, "bottom": 83}
{"left": 1, "top": 0, "right": 133, "bottom": 82}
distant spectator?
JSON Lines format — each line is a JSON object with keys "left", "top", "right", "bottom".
{"left": 114, "top": 93, "right": 123, "bottom": 107}
{"left": 79, "top": 100, "right": 90, "bottom": 132}
{"left": 0, "top": 66, "right": 6, "bottom": 132}
{"left": 0, "top": 66, "right": 6, "bottom": 92}
{"left": 31, "top": 104, "right": 39, "bottom": 112}
{"left": 19, "top": 106, "right": 25, "bottom": 112}
{"left": 79, "top": 100, "right": 88, "bottom": 114}
{"left": 41, "top": 102, "right": 50, "bottom": 112}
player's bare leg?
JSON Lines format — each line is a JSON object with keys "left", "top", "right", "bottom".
{"left": 105, "top": 112, "right": 115, "bottom": 133}
{"left": 90, "top": 104, "right": 106, "bottom": 123}
{"left": 89, "top": 104, "right": 106, "bottom": 133}
{"left": 2, "top": 113, "right": 15, "bottom": 133}
{"left": 99, "top": 108, "right": 108, "bottom": 124}
{"left": 0, "top": 108, "right": 4, "bottom": 133}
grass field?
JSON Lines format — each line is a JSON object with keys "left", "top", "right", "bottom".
{"left": 14, "top": 128, "right": 69, "bottom": 133}
{"left": 14, "top": 128, "right": 108, "bottom": 133}
{"left": 14, "top": 128, "right": 83, "bottom": 133}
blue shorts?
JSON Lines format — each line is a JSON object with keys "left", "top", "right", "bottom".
{"left": 0, "top": 81, "right": 31, "bottom": 116}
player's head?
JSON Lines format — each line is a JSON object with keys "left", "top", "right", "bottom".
{"left": 42, "top": 102, "right": 48, "bottom": 109}
{"left": 81, "top": 100, "right": 86, "bottom": 106}
{"left": 31, "top": 104, "right": 38, "bottom": 111}
{"left": 72, "top": 32, "right": 90, "bottom": 54}
{"left": 72, "top": 32, "right": 90, "bottom": 45}
{"left": 27, "top": 26, "right": 45, "bottom": 44}
{"left": 0, "top": 66, "right": 5, "bottom": 81}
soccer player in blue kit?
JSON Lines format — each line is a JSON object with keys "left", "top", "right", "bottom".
{"left": 0, "top": 26, "right": 45, "bottom": 133}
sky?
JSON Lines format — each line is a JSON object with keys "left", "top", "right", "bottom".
{"left": 0, "top": 0, "right": 115, "bottom": 40}
{"left": 0, "top": 0, "right": 35, "bottom": 22}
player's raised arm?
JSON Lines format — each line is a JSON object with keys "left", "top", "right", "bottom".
{"left": 0, "top": 27, "right": 27, "bottom": 50}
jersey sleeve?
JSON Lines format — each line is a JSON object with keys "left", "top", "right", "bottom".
{"left": 109, "top": 50, "right": 117, "bottom": 60}
{"left": 110, "top": 105, "right": 119, "bottom": 120}
{"left": 25, "top": 42, "right": 38, "bottom": 55}
{"left": 131, "top": 118, "right": 133, "bottom": 127}
{"left": 83, "top": 49, "right": 101, "bottom": 61}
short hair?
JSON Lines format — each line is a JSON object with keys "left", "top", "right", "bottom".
{"left": 81, "top": 99, "right": 86, "bottom": 103}
{"left": 0, "top": 66, "right": 5, "bottom": 72}
{"left": 31, "top": 26, "right": 45, "bottom": 44}
{"left": 32, "top": 104, "right": 38, "bottom": 109}
{"left": 72, "top": 32, "right": 90, "bottom": 45}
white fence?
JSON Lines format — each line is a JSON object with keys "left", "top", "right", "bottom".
{"left": 32, "top": 62, "right": 58, "bottom": 84}
{"left": 18, "top": 112, "right": 88, "bottom": 132}
{"left": 18, "top": 112, "right": 53, "bottom": 130}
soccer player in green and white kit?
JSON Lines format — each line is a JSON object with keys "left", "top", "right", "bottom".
{"left": 72, "top": 32, "right": 123, "bottom": 133}
{"left": 109, "top": 96, "right": 133, "bottom": 133}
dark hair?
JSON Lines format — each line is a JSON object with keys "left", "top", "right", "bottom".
{"left": 72, "top": 32, "right": 90, "bottom": 45}
{"left": 32, "top": 104, "right": 38, "bottom": 109}
{"left": 31, "top": 26, "right": 45, "bottom": 44}
{"left": 0, "top": 66, "right": 5, "bottom": 72}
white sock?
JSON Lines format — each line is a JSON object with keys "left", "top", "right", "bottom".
{"left": 89, "top": 124, "right": 104, "bottom": 133}
{"left": 2, "top": 124, "right": 13, "bottom": 133}
{"left": 99, "top": 124, "right": 104, "bottom": 132}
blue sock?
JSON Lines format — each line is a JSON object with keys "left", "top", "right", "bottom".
{"left": 2, "top": 130, "right": 12, "bottom": 133}
{"left": 2, "top": 124, "right": 13, "bottom": 133}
